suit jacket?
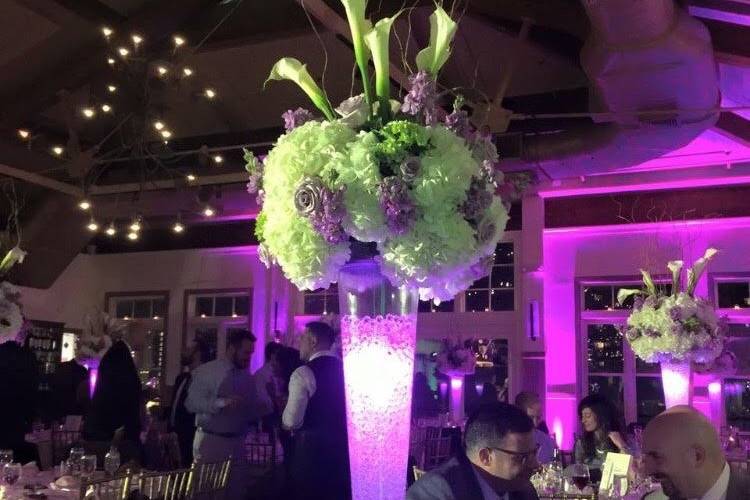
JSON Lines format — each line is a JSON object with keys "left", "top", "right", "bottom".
{"left": 407, "top": 454, "right": 539, "bottom": 500}
{"left": 169, "top": 372, "right": 194, "bottom": 432}
{"left": 726, "top": 465, "right": 750, "bottom": 500}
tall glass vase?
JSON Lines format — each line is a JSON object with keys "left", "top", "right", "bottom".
{"left": 660, "top": 360, "right": 693, "bottom": 408}
{"left": 448, "top": 374, "right": 465, "bottom": 425}
{"left": 338, "top": 258, "right": 419, "bottom": 500}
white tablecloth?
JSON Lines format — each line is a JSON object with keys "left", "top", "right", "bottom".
{"left": 0, "top": 470, "right": 76, "bottom": 500}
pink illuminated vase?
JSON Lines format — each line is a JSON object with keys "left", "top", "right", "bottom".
{"left": 448, "top": 375, "right": 466, "bottom": 425}
{"left": 338, "top": 258, "right": 419, "bottom": 500}
{"left": 660, "top": 360, "right": 693, "bottom": 408}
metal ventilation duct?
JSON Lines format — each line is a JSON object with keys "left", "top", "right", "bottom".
{"left": 519, "top": 0, "right": 720, "bottom": 178}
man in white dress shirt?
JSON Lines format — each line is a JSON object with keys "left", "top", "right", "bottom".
{"left": 643, "top": 406, "right": 750, "bottom": 500}
{"left": 283, "top": 321, "right": 350, "bottom": 499}
{"left": 185, "top": 329, "right": 270, "bottom": 500}
{"left": 514, "top": 392, "right": 557, "bottom": 464}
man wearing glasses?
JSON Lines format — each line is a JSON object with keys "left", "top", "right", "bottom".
{"left": 408, "top": 402, "right": 540, "bottom": 500}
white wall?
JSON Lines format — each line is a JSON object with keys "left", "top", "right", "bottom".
{"left": 18, "top": 246, "right": 269, "bottom": 383}
{"left": 543, "top": 216, "right": 750, "bottom": 448}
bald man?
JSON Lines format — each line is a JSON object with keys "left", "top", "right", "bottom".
{"left": 642, "top": 406, "right": 750, "bottom": 500}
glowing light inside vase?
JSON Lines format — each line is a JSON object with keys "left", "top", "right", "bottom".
{"left": 341, "top": 313, "right": 416, "bottom": 500}
{"left": 661, "top": 362, "right": 692, "bottom": 408}
{"left": 449, "top": 376, "right": 465, "bottom": 425}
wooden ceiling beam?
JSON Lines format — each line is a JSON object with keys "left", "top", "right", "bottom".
{"left": 0, "top": 0, "right": 217, "bottom": 123}
{"left": 45, "top": 0, "right": 124, "bottom": 24}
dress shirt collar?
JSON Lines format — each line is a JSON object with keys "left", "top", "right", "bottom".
{"left": 308, "top": 349, "right": 337, "bottom": 362}
{"left": 471, "top": 466, "right": 505, "bottom": 500}
{"left": 697, "top": 463, "right": 730, "bottom": 500}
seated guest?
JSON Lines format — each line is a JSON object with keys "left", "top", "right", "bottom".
{"left": 574, "top": 394, "right": 629, "bottom": 481}
{"left": 514, "top": 392, "right": 556, "bottom": 464}
{"left": 407, "top": 402, "right": 540, "bottom": 500}
{"left": 0, "top": 335, "right": 40, "bottom": 464}
{"left": 643, "top": 406, "right": 750, "bottom": 500}
{"left": 50, "top": 358, "right": 89, "bottom": 420}
{"left": 83, "top": 341, "right": 144, "bottom": 465}
{"left": 283, "top": 322, "right": 350, "bottom": 500}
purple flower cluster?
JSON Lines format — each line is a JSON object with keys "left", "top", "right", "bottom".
{"left": 401, "top": 71, "right": 438, "bottom": 125}
{"left": 445, "top": 110, "right": 471, "bottom": 139}
{"left": 379, "top": 176, "right": 416, "bottom": 235}
{"left": 294, "top": 177, "right": 347, "bottom": 244}
{"left": 633, "top": 295, "right": 645, "bottom": 310}
{"left": 669, "top": 307, "right": 682, "bottom": 321}
{"left": 461, "top": 177, "right": 493, "bottom": 222}
{"left": 282, "top": 108, "right": 314, "bottom": 132}
{"left": 246, "top": 158, "right": 265, "bottom": 206}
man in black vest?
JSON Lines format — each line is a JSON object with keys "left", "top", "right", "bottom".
{"left": 408, "top": 402, "right": 540, "bottom": 500}
{"left": 168, "top": 340, "right": 208, "bottom": 466}
{"left": 283, "top": 321, "right": 351, "bottom": 500}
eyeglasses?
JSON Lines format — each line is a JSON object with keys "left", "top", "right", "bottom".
{"left": 488, "top": 444, "right": 540, "bottom": 465}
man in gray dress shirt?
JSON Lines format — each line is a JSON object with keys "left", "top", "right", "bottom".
{"left": 186, "top": 329, "right": 270, "bottom": 500}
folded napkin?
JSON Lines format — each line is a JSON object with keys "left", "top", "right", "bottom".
{"left": 23, "top": 461, "right": 40, "bottom": 476}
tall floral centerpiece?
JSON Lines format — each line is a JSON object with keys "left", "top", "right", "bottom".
{"left": 246, "top": 2, "right": 509, "bottom": 498}
{"left": 436, "top": 341, "right": 476, "bottom": 425}
{"left": 78, "top": 309, "right": 128, "bottom": 396}
{"left": 618, "top": 249, "right": 727, "bottom": 408}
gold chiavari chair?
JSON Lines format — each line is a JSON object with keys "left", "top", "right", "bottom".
{"left": 80, "top": 473, "right": 134, "bottom": 500}
{"left": 246, "top": 441, "right": 275, "bottom": 467}
{"left": 138, "top": 468, "right": 194, "bottom": 500}
{"left": 191, "top": 458, "right": 233, "bottom": 498}
{"left": 412, "top": 466, "right": 426, "bottom": 482}
{"left": 52, "top": 429, "right": 82, "bottom": 464}
{"left": 421, "top": 435, "right": 453, "bottom": 470}
{"left": 728, "top": 457, "right": 750, "bottom": 473}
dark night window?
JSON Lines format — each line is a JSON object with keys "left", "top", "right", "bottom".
{"left": 717, "top": 282, "right": 750, "bottom": 309}
{"left": 467, "top": 243, "right": 514, "bottom": 312}
{"left": 303, "top": 284, "right": 339, "bottom": 315}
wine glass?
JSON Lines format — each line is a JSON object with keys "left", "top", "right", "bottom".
{"left": 569, "top": 463, "right": 590, "bottom": 493}
{"left": 3, "top": 462, "right": 21, "bottom": 485}
{"left": 81, "top": 455, "right": 97, "bottom": 481}
{"left": 0, "top": 449, "right": 13, "bottom": 466}
{"left": 68, "top": 447, "right": 85, "bottom": 476}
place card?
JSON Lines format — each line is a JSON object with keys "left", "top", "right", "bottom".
{"left": 599, "top": 452, "right": 632, "bottom": 493}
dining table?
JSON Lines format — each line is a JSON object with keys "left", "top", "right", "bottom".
{"left": 0, "top": 469, "right": 77, "bottom": 500}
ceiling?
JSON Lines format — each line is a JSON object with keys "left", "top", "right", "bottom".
{"left": 0, "top": 0, "right": 748, "bottom": 287}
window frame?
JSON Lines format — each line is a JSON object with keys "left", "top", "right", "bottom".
{"left": 182, "top": 288, "right": 253, "bottom": 359}
{"left": 710, "top": 272, "right": 750, "bottom": 311}
{"left": 104, "top": 291, "right": 170, "bottom": 393}
{"left": 576, "top": 278, "right": 666, "bottom": 425}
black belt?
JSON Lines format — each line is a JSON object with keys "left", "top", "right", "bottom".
{"left": 198, "top": 427, "right": 243, "bottom": 439}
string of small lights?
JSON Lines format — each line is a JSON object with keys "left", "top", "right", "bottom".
{"left": 15, "top": 20, "right": 236, "bottom": 239}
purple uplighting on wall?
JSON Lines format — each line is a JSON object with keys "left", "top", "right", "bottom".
{"left": 543, "top": 215, "right": 750, "bottom": 447}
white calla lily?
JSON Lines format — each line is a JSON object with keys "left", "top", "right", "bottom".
{"left": 265, "top": 58, "right": 335, "bottom": 120}
{"left": 364, "top": 12, "right": 400, "bottom": 121}
{"left": 415, "top": 5, "right": 457, "bottom": 76}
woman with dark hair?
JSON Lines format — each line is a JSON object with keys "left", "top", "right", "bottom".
{"left": 83, "top": 340, "right": 144, "bottom": 465}
{"left": 574, "top": 394, "right": 629, "bottom": 479}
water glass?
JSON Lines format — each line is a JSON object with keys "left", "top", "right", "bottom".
{"left": 68, "top": 447, "right": 85, "bottom": 476}
{"left": 0, "top": 449, "right": 12, "bottom": 466}
{"left": 3, "top": 462, "right": 21, "bottom": 485}
{"left": 81, "top": 455, "right": 97, "bottom": 480}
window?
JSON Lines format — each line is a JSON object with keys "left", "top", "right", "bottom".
{"left": 466, "top": 243, "right": 515, "bottom": 312}
{"left": 580, "top": 281, "right": 666, "bottom": 425}
{"left": 418, "top": 299, "right": 455, "bottom": 313}
{"left": 113, "top": 297, "right": 166, "bottom": 320}
{"left": 716, "top": 280, "right": 750, "bottom": 309}
{"left": 303, "top": 284, "right": 339, "bottom": 315}
{"left": 106, "top": 293, "right": 168, "bottom": 390}
{"left": 185, "top": 290, "right": 252, "bottom": 363}
{"left": 192, "top": 294, "right": 250, "bottom": 318}
{"left": 724, "top": 323, "right": 750, "bottom": 431}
